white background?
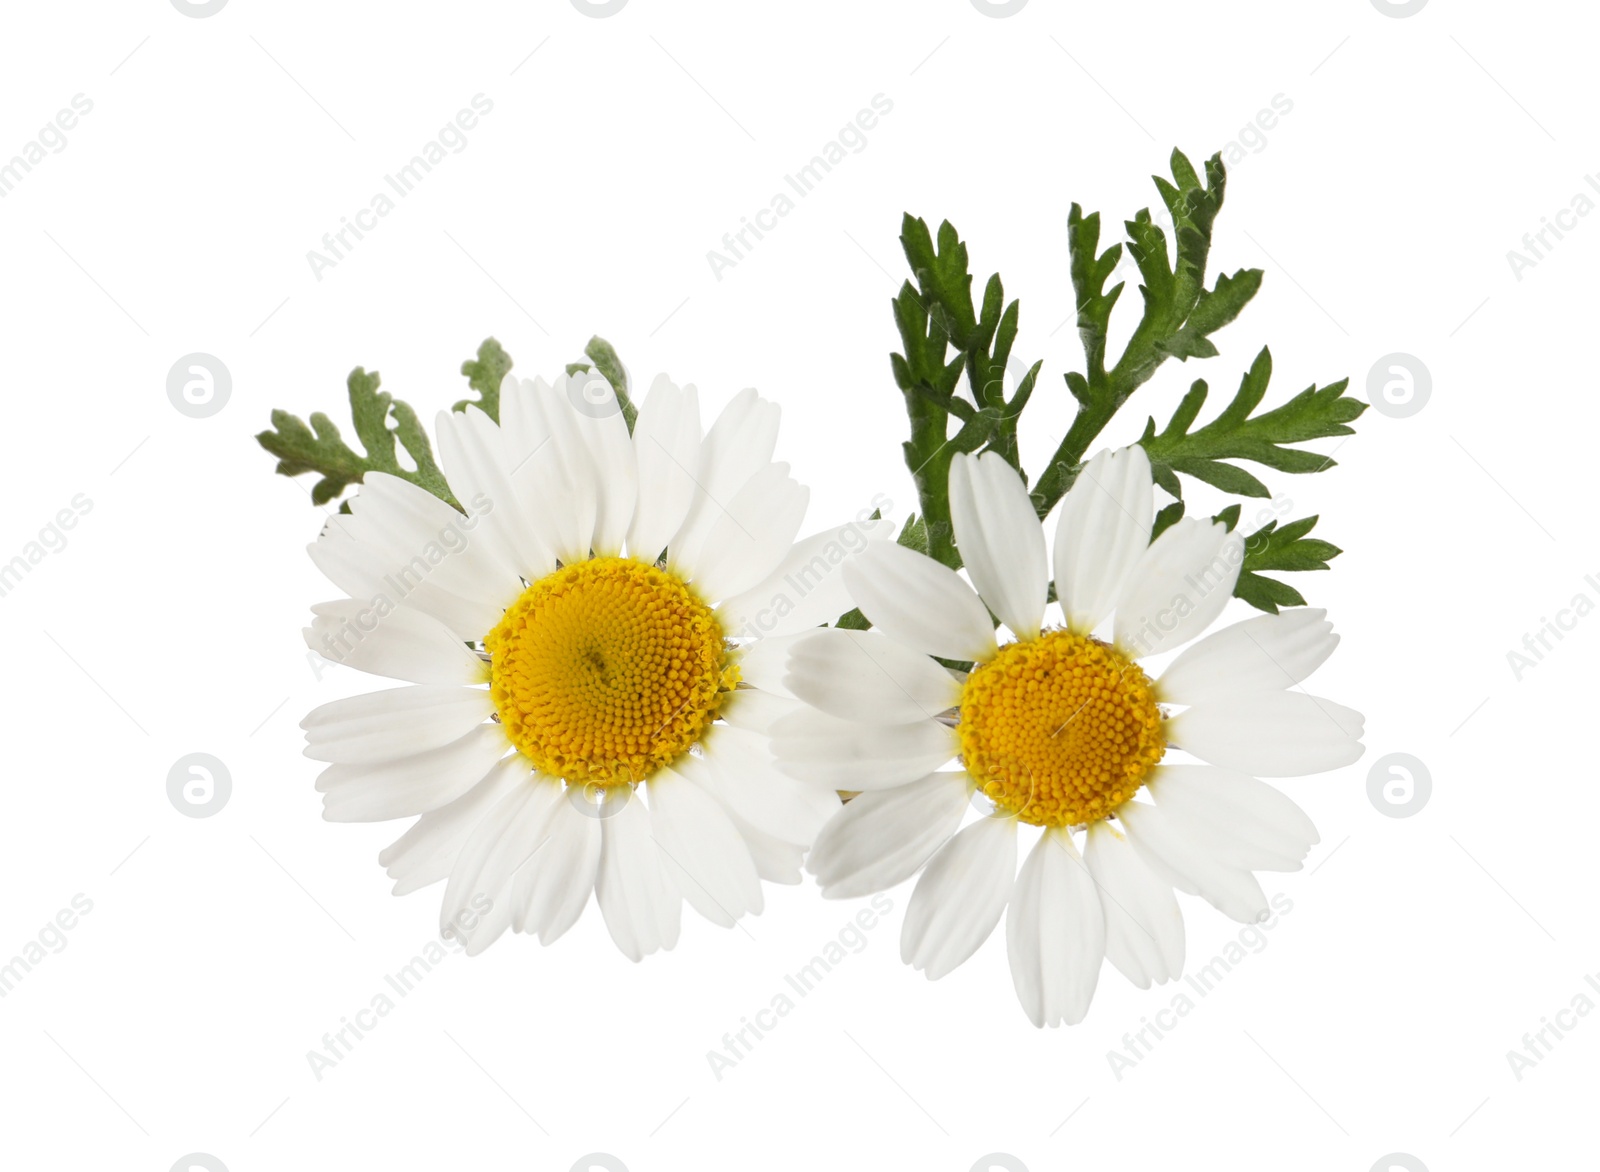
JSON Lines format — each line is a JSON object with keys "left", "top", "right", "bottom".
{"left": 1, "top": 1, "right": 1592, "bottom": 1170}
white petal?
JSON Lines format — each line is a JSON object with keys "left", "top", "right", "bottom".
{"left": 511, "top": 788, "right": 602, "bottom": 944}
{"left": 1084, "top": 821, "right": 1184, "bottom": 988}
{"left": 508, "top": 381, "right": 600, "bottom": 565}
{"left": 626, "top": 376, "right": 702, "bottom": 562}
{"left": 497, "top": 371, "right": 550, "bottom": 472}
{"left": 676, "top": 754, "right": 806, "bottom": 883}
{"left": 316, "top": 725, "right": 510, "bottom": 821}
{"left": 495, "top": 377, "right": 575, "bottom": 573}
{"left": 1148, "top": 765, "right": 1319, "bottom": 871}
{"left": 440, "top": 768, "right": 564, "bottom": 955}
{"left": 665, "top": 755, "right": 806, "bottom": 883}
{"left": 901, "top": 815, "right": 1017, "bottom": 979}
{"left": 715, "top": 516, "right": 896, "bottom": 639}
{"left": 434, "top": 406, "right": 556, "bottom": 580}
{"left": 311, "top": 499, "right": 507, "bottom": 637}
{"left": 783, "top": 629, "right": 961, "bottom": 724}
{"left": 716, "top": 687, "right": 803, "bottom": 735}
{"left": 807, "top": 772, "right": 970, "bottom": 898}
{"left": 647, "top": 766, "right": 763, "bottom": 928}
{"left": 304, "top": 599, "right": 488, "bottom": 685}
{"left": 302, "top": 685, "right": 493, "bottom": 763}
{"left": 668, "top": 387, "right": 780, "bottom": 573}
{"left": 563, "top": 371, "right": 637, "bottom": 556}
{"left": 1054, "top": 446, "right": 1155, "bottom": 634}
{"left": 949, "top": 452, "right": 1047, "bottom": 639}
{"left": 346, "top": 473, "right": 522, "bottom": 617}
{"left": 1119, "top": 798, "right": 1268, "bottom": 923}
{"left": 379, "top": 759, "right": 530, "bottom": 894}
{"left": 770, "top": 708, "right": 958, "bottom": 790}
{"left": 727, "top": 820, "right": 804, "bottom": 884}
{"left": 1168, "top": 692, "right": 1364, "bottom": 777}
{"left": 595, "top": 795, "right": 682, "bottom": 961}
{"left": 1158, "top": 609, "right": 1338, "bottom": 705}
{"left": 1112, "top": 519, "right": 1245, "bottom": 658}
{"left": 729, "top": 632, "right": 812, "bottom": 698}
{"left": 1007, "top": 829, "right": 1105, "bottom": 1027}
{"left": 686, "top": 726, "right": 841, "bottom": 844}
{"left": 350, "top": 473, "right": 524, "bottom": 605}
{"left": 843, "top": 541, "right": 997, "bottom": 663}
{"left": 685, "top": 462, "right": 809, "bottom": 601}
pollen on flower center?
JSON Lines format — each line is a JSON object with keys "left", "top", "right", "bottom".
{"left": 958, "top": 630, "right": 1165, "bottom": 828}
{"left": 486, "top": 557, "right": 739, "bottom": 787}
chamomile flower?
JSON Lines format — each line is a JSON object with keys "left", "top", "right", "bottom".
{"left": 301, "top": 370, "right": 884, "bottom": 959}
{"left": 773, "top": 446, "right": 1363, "bottom": 1025}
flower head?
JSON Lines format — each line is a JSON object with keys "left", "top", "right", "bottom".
{"left": 302, "top": 369, "right": 885, "bottom": 958}
{"left": 774, "top": 446, "right": 1363, "bottom": 1025}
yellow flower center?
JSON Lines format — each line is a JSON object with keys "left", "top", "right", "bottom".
{"left": 958, "top": 630, "right": 1165, "bottom": 827}
{"left": 486, "top": 557, "right": 739, "bottom": 787}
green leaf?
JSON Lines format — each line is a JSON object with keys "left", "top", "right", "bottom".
{"left": 1233, "top": 570, "right": 1306, "bottom": 614}
{"left": 896, "top": 215, "right": 1039, "bottom": 488}
{"left": 1124, "top": 209, "right": 1177, "bottom": 326}
{"left": 1034, "top": 150, "right": 1262, "bottom": 516}
{"left": 834, "top": 607, "right": 871, "bottom": 630}
{"left": 1243, "top": 514, "right": 1342, "bottom": 572}
{"left": 901, "top": 215, "right": 978, "bottom": 341}
{"left": 896, "top": 513, "right": 931, "bottom": 556}
{"left": 1066, "top": 203, "right": 1125, "bottom": 384}
{"left": 949, "top": 406, "right": 1003, "bottom": 456}
{"left": 882, "top": 145, "right": 1363, "bottom": 612}
{"left": 257, "top": 367, "right": 456, "bottom": 509}
{"left": 1149, "top": 460, "right": 1182, "bottom": 500}
{"left": 1174, "top": 457, "right": 1272, "bottom": 498}
{"left": 1140, "top": 347, "right": 1366, "bottom": 498}
{"left": 262, "top": 336, "right": 641, "bottom": 513}
{"left": 1152, "top": 500, "right": 1185, "bottom": 541}
{"left": 582, "top": 335, "right": 638, "bottom": 433}
{"left": 915, "top": 383, "right": 978, "bottom": 423}
{"left": 563, "top": 336, "right": 641, "bottom": 434}
{"left": 1157, "top": 268, "right": 1264, "bottom": 361}
{"left": 1231, "top": 514, "right": 1342, "bottom": 613}
{"left": 454, "top": 337, "right": 513, "bottom": 421}
{"left": 1003, "top": 360, "right": 1042, "bottom": 422}
{"left": 890, "top": 272, "right": 965, "bottom": 567}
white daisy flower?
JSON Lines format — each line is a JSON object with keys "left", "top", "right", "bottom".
{"left": 301, "top": 369, "right": 886, "bottom": 959}
{"left": 774, "top": 446, "right": 1364, "bottom": 1026}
